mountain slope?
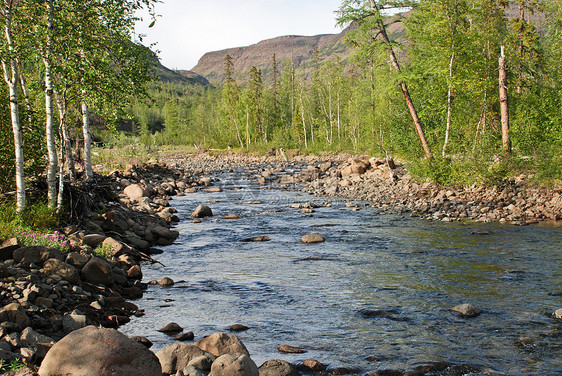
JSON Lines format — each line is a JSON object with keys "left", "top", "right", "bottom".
{"left": 191, "top": 29, "right": 352, "bottom": 84}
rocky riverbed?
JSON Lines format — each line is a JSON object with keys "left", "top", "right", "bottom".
{"left": 0, "top": 151, "right": 560, "bottom": 376}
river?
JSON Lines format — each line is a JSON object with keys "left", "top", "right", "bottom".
{"left": 122, "top": 167, "right": 562, "bottom": 375}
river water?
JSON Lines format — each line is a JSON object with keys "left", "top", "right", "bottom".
{"left": 122, "top": 167, "right": 562, "bottom": 375}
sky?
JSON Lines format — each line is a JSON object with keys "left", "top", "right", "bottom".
{"left": 134, "top": 0, "right": 345, "bottom": 71}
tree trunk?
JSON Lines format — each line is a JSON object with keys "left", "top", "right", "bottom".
{"left": 517, "top": 3, "right": 524, "bottom": 94}
{"left": 17, "top": 62, "right": 33, "bottom": 126}
{"left": 369, "top": 0, "right": 432, "bottom": 159}
{"left": 499, "top": 46, "right": 511, "bottom": 154}
{"left": 81, "top": 94, "right": 94, "bottom": 180}
{"left": 2, "top": 8, "right": 25, "bottom": 213}
{"left": 44, "top": 0, "right": 58, "bottom": 208}
{"left": 442, "top": 52, "right": 455, "bottom": 158}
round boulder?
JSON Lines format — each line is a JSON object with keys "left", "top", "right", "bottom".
{"left": 195, "top": 333, "right": 250, "bottom": 357}
{"left": 81, "top": 257, "right": 114, "bottom": 285}
{"left": 38, "top": 325, "right": 161, "bottom": 376}
{"left": 210, "top": 353, "right": 258, "bottom": 376}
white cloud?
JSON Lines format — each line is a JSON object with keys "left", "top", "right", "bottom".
{"left": 135, "top": 0, "right": 344, "bottom": 70}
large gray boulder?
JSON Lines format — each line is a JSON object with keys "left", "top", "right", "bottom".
{"left": 195, "top": 333, "right": 250, "bottom": 357}
{"left": 210, "top": 353, "right": 258, "bottom": 376}
{"left": 38, "top": 326, "right": 161, "bottom": 376}
{"left": 156, "top": 343, "right": 215, "bottom": 376}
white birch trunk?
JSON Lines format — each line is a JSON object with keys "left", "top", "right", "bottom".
{"left": 81, "top": 94, "right": 94, "bottom": 180}
{"left": 45, "top": 0, "right": 58, "bottom": 208}
{"left": 2, "top": 8, "right": 25, "bottom": 212}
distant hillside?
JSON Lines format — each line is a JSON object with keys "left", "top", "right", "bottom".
{"left": 191, "top": 29, "right": 352, "bottom": 84}
{"left": 153, "top": 57, "right": 209, "bottom": 86}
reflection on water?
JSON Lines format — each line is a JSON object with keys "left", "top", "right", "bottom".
{"left": 122, "top": 170, "right": 562, "bottom": 374}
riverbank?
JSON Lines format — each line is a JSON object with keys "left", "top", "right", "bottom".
{"left": 162, "top": 150, "right": 562, "bottom": 225}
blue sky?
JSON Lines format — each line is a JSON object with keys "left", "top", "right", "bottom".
{"left": 135, "top": 0, "right": 344, "bottom": 70}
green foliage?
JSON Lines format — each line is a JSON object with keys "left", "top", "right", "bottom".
{"left": 94, "top": 242, "right": 113, "bottom": 258}
{"left": 0, "top": 200, "right": 65, "bottom": 242}
{"left": 0, "top": 358, "right": 27, "bottom": 372}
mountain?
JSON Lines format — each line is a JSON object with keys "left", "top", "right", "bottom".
{"left": 189, "top": 4, "right": 545, "bottom": 85}
{"left": 191, "top": 28, "right": 352, "bottom": 84}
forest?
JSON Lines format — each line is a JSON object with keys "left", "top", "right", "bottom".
{"left": 129, "top": 0, "right": 562, "bottom": 185}
{"left": 1, "top": 0, "right": 562, "bottom": 216}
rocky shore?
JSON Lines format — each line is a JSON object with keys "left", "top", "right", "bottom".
{"left": 0, "top": 151, "right": 560, "bottom": 376}
{"left": 163, "top": 151, "right": 562, "bottom": 224}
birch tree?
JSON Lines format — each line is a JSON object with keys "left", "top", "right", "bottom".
{"left": 0, "top": 0, "right": 26, "bottom": 212}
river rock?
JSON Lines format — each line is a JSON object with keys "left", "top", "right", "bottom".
{"left": 62, "top": 310, "right": 87, "bottom": 333}
{"left": 13, "top": 246, "right": 64, "bottom": 266}
{"left": 553, "top": 308, "right": 562, "bottom": 319}
{"left": 258, "top": 360, "right": 299, "bottom": 376}
{"left": 302, "top": 359, "right": 326, "bottom": 372}
{"left": 277, "top": 345, "right": 307, "bottom": 354}
{"left": 123, "top": 184, "right": 150, "bottom": 201}
{"left": 151, "top": 225, "right": 180, "bottom": 241}
{"left": 127, "top": 265, "right": 143, "bottom": 279}
{"left": 81, "top": 257, "right": 114, "bottom": 285}
{"left": 192, "top": 204, "right": 213, "bottom": 218}
{"left": 181, "top": 365, "right": 208, "bottom": 376}
{"left": 0, "top": 238, "right": 21, "bottom": 260}
{"left": 229, "top": 324, "right": 249, "bottom": 332}
{"left": 101, "top": 237, "right": 127, "bottom": 257}
{"left": 209, "top": 353, "right": 258, "bottom": 376}
{"left": 82, "top": 233, "right": 107, "bottom": 248}
{"left": 0, "top": 303, "right": 31, "bottom": 331}
{"left": 195, "top": 333, "right": 250, "bottom": 357}
{"left": 158, "top": 322, "right": 183, "bottom": 333}
{"left": 41, "top": 259, "right": 80, "bottom": 284}
{"left": 175, "top": 331, "right": 195, "bottom": 341}
{"left": 451, "top": 303, "right": 482, "bottom": 318}
{"left": 158, "top": 277, "right": 175, "bottom": 286}
{"left": 240, "top": 236, "right": 271, "bottom": 242}
{"left": 20, "top": 327, "right": 55, "bottom": 347}
{"left": 38, "top": 325, "right": 161, "bottom": 376}
{"left": 65, "top": 252, "right": 90, "bottom": 269}
{"left": 223, "top": 214, "right": 239, "bottom": 219}
{"left": 188, "top": 354, "right": 215, "bottom": 371}
{"left": 300, "top": 233, "right": 325, "bottom": 244}
{"left": 156, "top": 343, "right": 214, "bottom": 375}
